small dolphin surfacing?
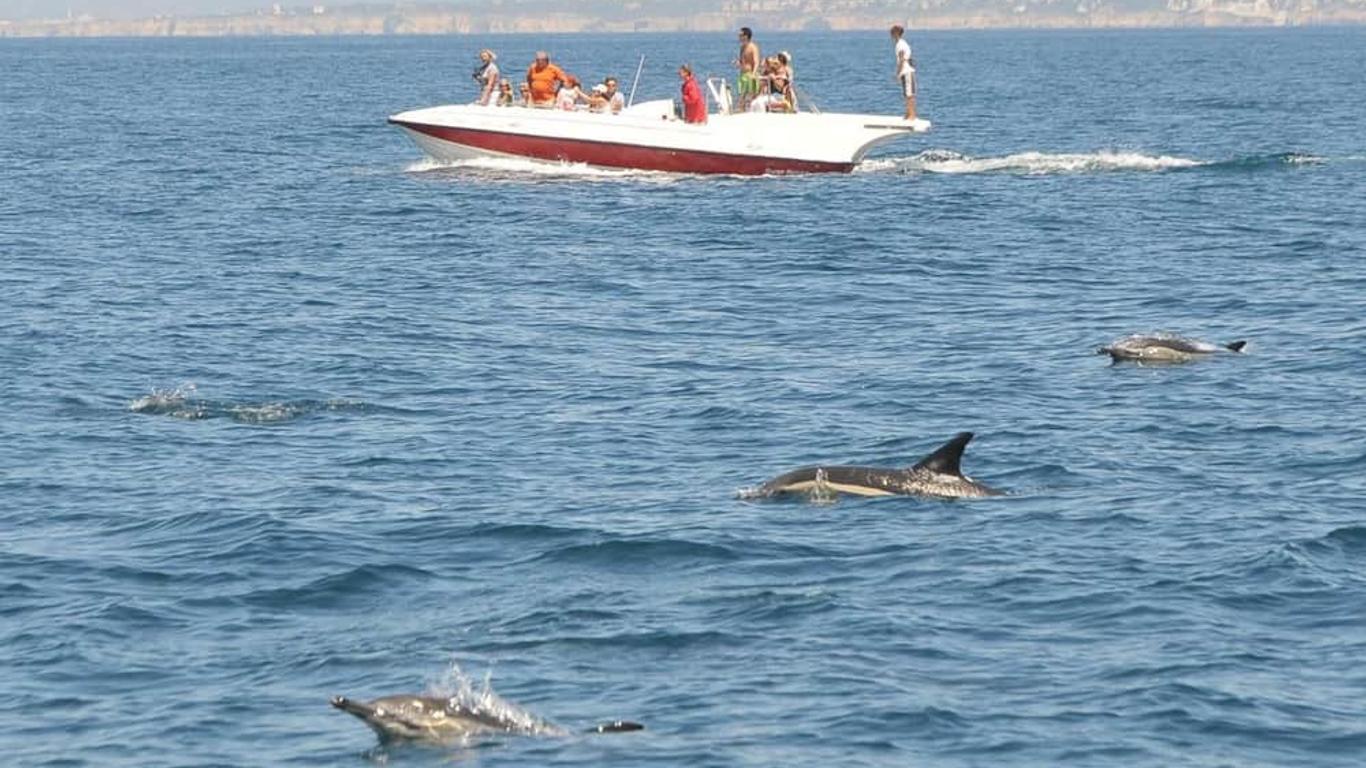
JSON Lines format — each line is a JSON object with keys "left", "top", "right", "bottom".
{"left": 743, "top": 432, "right": 1002, "bottom": 501}
{"left": 1097, "top": 333, "right": 1246, "bottom": 364}
{"left": 331, "top": 694, "right": 641, "bottom": 745}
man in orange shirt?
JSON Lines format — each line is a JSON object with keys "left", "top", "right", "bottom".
{"left": 526, "top": 51, "right": 573, "bottom": 107}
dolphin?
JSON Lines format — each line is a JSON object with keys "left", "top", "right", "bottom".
{"left": 744, "top": 432, "right": 1002, "bottom": 501}
{"left": 330, "top": 694, "right": 642, "bottom": 745}
{"left": 1097, "top": 333, "right": 1246, "bottom": 364}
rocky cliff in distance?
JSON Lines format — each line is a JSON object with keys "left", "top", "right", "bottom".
{"left": 3, "top": 0, "right": 1364, "bottom": 37}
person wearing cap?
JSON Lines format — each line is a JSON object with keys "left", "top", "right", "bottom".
{"left": 526, "top": 51, "right": 573, "bottom": 108}
{"left": 474, "top": 49, "right": 500, "bottom": 107}
{"left": 588, "top": 83, "right": 610, "bottom": 113}
{"left": 678, "top": 64, "right": 707, "bottom": 124}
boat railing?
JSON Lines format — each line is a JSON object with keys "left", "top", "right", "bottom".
{"left": 705, "top": 77, "right": 734, "bottom": 115}
{"left": 704, "top": 76, "right": 820, "bottom": 116}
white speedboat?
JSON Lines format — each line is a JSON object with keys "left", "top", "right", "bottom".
{"left": 389, "top": 84, "right": 930, "bottom": 175}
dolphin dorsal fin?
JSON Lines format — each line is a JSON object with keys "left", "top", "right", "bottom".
{"left": 911, "top": 432, "right": 974, "bottom": 476}
{"left": 1225, "top": 340, "right": 1247, "bottom": 353}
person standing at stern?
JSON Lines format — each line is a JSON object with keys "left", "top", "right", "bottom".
{"left": 679, "top": 64, "right": 707, "bottom": 124}
{"left": 890, "top": 24, "right": 917, "bottom": 121}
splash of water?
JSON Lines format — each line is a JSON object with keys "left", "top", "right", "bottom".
{"left": 861, "top": 149, "right": 1206, "bottom": 175}
{"left": 404, "top": 155, "right": 678, "bottom": 183}
{"left": 128, "top": 383, "right": 207, "bottom": 419}
{"left": 426, "top": 661, "right": 565, "bottom": 737}
{"left": 129, "top": 386, "right": 366, "bottom": 424}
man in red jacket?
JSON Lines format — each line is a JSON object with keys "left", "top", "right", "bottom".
{"left": 678, "top": 64, "right": 707, "bottom": 124}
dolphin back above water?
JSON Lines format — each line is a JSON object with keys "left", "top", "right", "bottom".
{"left": 1098, "top": 333, "right": 1247, "bottom": 364}
{"left": 331, "top": 694, "right": 642, "bottom": 745}
{"left": 744, "top": 432, "right": 1003, "bottom": 501}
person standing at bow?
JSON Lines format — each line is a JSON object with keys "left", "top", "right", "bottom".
{"left": 474, "top": 49, "right": 500, "bottom": 106}
{"left": 890, "top": 24, "right": 917, "bottom": 121}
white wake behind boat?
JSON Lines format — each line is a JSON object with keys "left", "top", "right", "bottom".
{"left": 389, "top": 86, "right": 930, "bottom": 175}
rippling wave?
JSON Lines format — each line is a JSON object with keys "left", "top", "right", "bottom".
{"left": 129, "top": 384, "right": 368, "bottom": 423}
{"left": 5, "top": 29, "right": 1365, "bottom": 768}
{"left": 860, "top": 149, "right": 1336, "bottom": 176}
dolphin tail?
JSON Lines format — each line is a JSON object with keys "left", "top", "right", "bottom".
{"left": 1225, "top": 340, "right": 1248, "bottom": 353}
{"left": 911, "top": 432, "right": 974, "bottom": 476}
{"left": 585, "top": 720, "right": 644, "bottom": 734}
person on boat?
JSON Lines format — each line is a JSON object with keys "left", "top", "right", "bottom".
{"left": 496, "top": 79, "right": 515, "bottom": 107}
{"left": 890, "top": 24, "right": 917, "bottom": 121}
{"left": 734, "top": 26, "right": 761, "bottom": 112}
{"left": 555, "top": 78, "right": 589, "bottom": 111}
{"left": 679, "top": 64, "right": 707, "bottom": 124}
{"left": 748, "top": 54, "right": 794, "bottom": 113}
{"left": 588, "top": 83, "right": 610, "bottom": 112}
{"left": 602, "top": 76, "right": 626, "bottom": 113}
{"left": 526, "top": 51, "right": 573, "bottom": 108}
{"left": 473, "top": 49, "right": 500, "bottom": 107}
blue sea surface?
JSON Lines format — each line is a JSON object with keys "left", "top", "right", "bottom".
{"left": 2, "top": 28, "right": 1365, "bottom": 767}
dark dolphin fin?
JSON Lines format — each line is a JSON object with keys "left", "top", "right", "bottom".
{"left": 1225, "top": 340, "right": 1247, "bottom": 353}
{"left": 586, "top": 720, "right": 644, "bottom": 734}
{"left": 911, "top": 432, "right": 974, "bottom": 476}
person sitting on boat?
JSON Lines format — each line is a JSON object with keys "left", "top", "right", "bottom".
{"left": 473, "top": 49, "right": 500, "bottom": 107}
{"left": 518, "top": 82, "right": 532, "bottom": 106}
{"left": 678, "top": 64, "right": 707, "bottom": 124}
{"left": 588, "top": 83, "right": 610, "bottom": 113}
{"left": 554, "top": 78, "right": 589, "bottom": 111}
{"left": 602, "top": 76, "right": 626, "bottom": 114}
{"left": 748, "top": 56, "right": 794, "bottom": 113}
{"left": 496, "top": 79, "right": 515, "bottom": 107}
{"left": 526, "top": 51, "right": 573, "bottom": 108}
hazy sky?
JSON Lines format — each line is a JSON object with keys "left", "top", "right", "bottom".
{"left": 1, "top": 1, "right": 263, "bottom": 19}
{"left": 0, "top": 1, "right": 484, "bottom": 20}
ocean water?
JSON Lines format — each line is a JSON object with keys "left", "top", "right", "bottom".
{"left": 2, "top": 27, "right": 1365, "bottom": 767}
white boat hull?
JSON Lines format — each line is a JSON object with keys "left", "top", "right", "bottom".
{"left": 389, "top": 101, "right": 930, "bottom": 175}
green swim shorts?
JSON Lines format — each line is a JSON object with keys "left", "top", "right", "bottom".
{"left": 738, "top": 72, "right": 759, "bottom": 95}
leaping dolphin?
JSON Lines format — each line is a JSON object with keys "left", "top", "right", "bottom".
{"left": 1097, "top": 333, "right": 1246, "bottom": 364}
{"left": 743, "top": 432, "right": 1003, "bottom": 501}
{"left": 330, "top": 694, "right": 642, "bottom": 745}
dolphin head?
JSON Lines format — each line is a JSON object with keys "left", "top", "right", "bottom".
{"left": 332, "top": 694, "right": 503, "bottom": 743}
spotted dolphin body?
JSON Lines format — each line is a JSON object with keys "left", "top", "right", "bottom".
{"left": 1098, "top": 334, "right": 1247, "bottom": 364}
{"left": 330, "top": 695, "right": 641, "bottom": 745}
{"left": 746, "top": 432, "right": 1002, "bottom": 501}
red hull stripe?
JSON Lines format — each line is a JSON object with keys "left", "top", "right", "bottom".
{"left": 391, "top": 119, "right": 854, "bottom": 175}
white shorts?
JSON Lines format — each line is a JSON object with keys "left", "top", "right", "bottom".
{"left": 900, "top": 70, "right": 917, "bottom": 98}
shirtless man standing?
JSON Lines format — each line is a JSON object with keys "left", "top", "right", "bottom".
{"left": 735, "top": 27, "right": 761, "bottom": 112}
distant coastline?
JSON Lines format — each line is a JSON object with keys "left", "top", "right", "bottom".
{"left": 3, "top": 1, "right": 1365, "bottom": 38}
